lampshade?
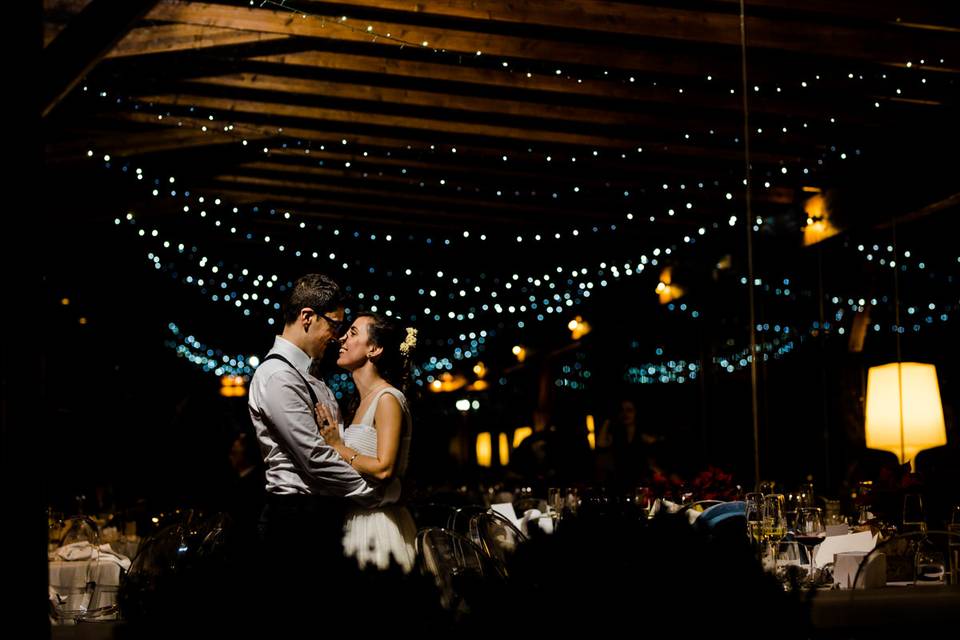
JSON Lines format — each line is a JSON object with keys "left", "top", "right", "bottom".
{"left": 513, "top": 426, "right": 533, "bottom": 448}
{"left": 864, "top": 362, "right": 946, "bottom": 469}
{"left": 498, "top": 433, "right": 510, "bottom": 466}
{"left": 476, "top": 432, "right": 492, "bottom": 467}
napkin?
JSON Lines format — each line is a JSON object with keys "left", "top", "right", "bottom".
{"left": 53, "top": 542, "right": 131, "bottom": 570}
{"left": 520, "top": 509, "right": 554, "bottom": 536}
{"left": 490, "top": 502, "right": 521, "bottom": 530}
{"left": 814, "top": 530, "right": 877, "bottom": 569}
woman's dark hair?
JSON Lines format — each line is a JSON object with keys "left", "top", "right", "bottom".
{"left": 358, "top": 312, "right": 415, "bottom": 395}
{"left": 344, "top": 312, "right": 416, "bottom": 420}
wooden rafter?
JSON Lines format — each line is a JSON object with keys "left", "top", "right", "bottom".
{"left": 43, "top": 0, "right": 160, "bottom": 117}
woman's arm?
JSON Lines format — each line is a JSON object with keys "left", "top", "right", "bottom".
{"left": 316, "top": 394, "right": 403, "bottom": 481}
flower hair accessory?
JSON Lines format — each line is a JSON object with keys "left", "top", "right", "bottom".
{"left": 399, "top": 327, "right": 417, "bottom": 356}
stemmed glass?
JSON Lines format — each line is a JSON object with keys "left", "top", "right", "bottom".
{"left": 901, "top": 493, "right": 927, "bottom": 535}
{"left": 744, "top": 492, "right": 764, "bottom": 546}
{"left": 796, "top": 507, "right": 826, "bottom": 586}
{"left": 762, "top": 494, "right": 787, "bottom": 543}
{"left": 634, "top": 485, "right": 654, "bottom": 520}
{"left": 947, "top": 505, "right": 960, "bottom": 585}
{"left": 547, "top": 487, "right": 564, "bottom": 524}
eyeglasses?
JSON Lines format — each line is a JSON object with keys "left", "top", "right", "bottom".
{"left": 312, "top": 309, "right": 345, "bottom": 334}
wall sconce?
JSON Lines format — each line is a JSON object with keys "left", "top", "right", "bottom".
{"left": 220, "top": 375, "right": 247, "bottom": 397}
{"left": 476, "top": 432, "right": 492, "bottom": 467}
{"left": 472, "top": 361, "right": 487, "bottom": 378}
{"left": 499, "top": 433, "right": 510, "bottom": 466}
{"left": 802, "top": 193, "right": 840, "bottom": 246}
{"left": 429, "top": 372, "right": 469, "bottom": 393}
{"left": 656, "top": 267, "right": 685, "bottom": 304}
{"left": 568, "top": 316, "right": 592, "bottom": 340}
{"left": 513, "top": 426, "right": 533, "bottom": 448}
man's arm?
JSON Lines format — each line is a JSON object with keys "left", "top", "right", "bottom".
{"left": 259, "top": 368, "right": 380, "bottom": 505}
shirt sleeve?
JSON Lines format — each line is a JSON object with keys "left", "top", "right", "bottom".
{"left": 258, "top": 368, "right": 381, "bottom": 507}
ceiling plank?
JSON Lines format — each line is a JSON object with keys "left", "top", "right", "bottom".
{"left": 246, "top": 51, "right": 886, "bottom": 122}
{"left": 234, "top": 159, "right": 795, "bottom": 206}
{"left": 129, "top": 91, "right": 660, "bottom": 146}
{"left": 184, "top": 72, "right": 734, "bottom": 132}
{"left": 107, "top": 23, "right": 289, "bottom": 58}
{"left": 43, "top": 0, "right": 160, "bottom": 117}
{"left": 145, "top": 1, "right": 741, "bottom": 77}
{"left": 203, "top": 1, "right": 960, "bottom": 66}
{"left": 206, "top": 185, "right": 539, "bottom": 225}
{"left": 46, "top": 126, "right": 273, "bottom": 161}
{"left": 101, "top": 107, "right": 794, "bottom": 167}
{"left": 317, "top": 0, "right": 960, "bottom": 35}
{"left": 210, "top": 172, "right": 579, "bottom": 217}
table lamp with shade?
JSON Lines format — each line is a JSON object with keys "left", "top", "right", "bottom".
{"left": 864, "top": 362, "right": 947, "bottom": 471}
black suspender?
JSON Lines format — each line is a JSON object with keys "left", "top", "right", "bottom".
{"left": 262, "top": 353, "right": 319, "bottom": 406}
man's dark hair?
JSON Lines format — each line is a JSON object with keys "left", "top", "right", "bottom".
{"left": 282, "top": 274, "right": 344, "bottom": 325}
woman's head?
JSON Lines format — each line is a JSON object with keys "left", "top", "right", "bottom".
{"left": 337, "top": 312, "right": 416, "bottom": 390}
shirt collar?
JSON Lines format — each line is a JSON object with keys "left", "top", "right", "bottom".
{"left": 271, "top": 335, "right": 313, "bottom": 374}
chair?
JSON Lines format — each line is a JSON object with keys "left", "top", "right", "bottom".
{"left": 50, "top": 516, "right": 102, "bottom": 623}
{"left": 852, "top": 529, "right": 955, "bottom": 586}
{"left": 681, "top": 499, "right": 725, "bottom": 513}
{"left": 446, "top": 504, "right": 488, "bottom": 542}
{"left": 416, "top": 528, "right": 506, "bottom": 615}
{"left": 692, "top": 501, "right": 745, "bottom": 542}
{"left": 407, "top": 502, "right": 456, "bottom": 530}
{"left": 469, "top": 511, "right": 528, "bottom": 570}
{"left": 118, "top": 511, "right": 236, "bottom": 624}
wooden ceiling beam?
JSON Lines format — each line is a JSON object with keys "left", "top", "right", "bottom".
{"left": 184, "top": 72, "right": 741, "bottom": 134}
{"left": 43, "top": 0, "right": 159, "bottom": 117}
{"left": 708, "top": 0, "right": 960, "bottom": 32}
{"left": 209, "top": 172, "right": 581, "bottom": 217}
{"left": 170, "top": 1, "right": 960, "bottom": 67}
{"left": 234, "top": 159, "right": 795, "bottom": 206}
{"left": 206, "top": 186, "right": 542, "bottom": 226}
{"left": 108, "top": 23, "right": 289, "bottom": 58}
{"left": 129, "top": 91, "right": 662, "bottom": 146}
{"left": 325, "top": 0, "right": 960, "bottom": 38}
{"left": 46, "top": 126, "right": 273, "bottom": 161}
{"left": 99, "top": 108, "right": 794, "bottom": 168}
{"left": 145, "top": 2, "right": 741, "bottom": 77}
{"left": 245, "top": 51, "right": 891, "bottom": 123}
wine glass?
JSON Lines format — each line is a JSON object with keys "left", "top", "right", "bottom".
{"left": 901, "top": 493, "right": 927, "bottom": 535}
{"left": 634, "top": 485, "right": 653, "bottom": 520}
{"left": 796, "top": 507, "right": 826, "bottom": 586}
{"left": 744, "top": 492, "right": 764, "bottom": 546}
{"left": 773, "top": 540, "right": 803, "bottom": 589}
{"left": 762, "top": 494, "right": 787, "bottom": 542}
{"left": 947, "top": 505, "right": 960, "bottom": 585}
{"left": 798, "top": 482, "right": 816, "bottom": 509}
{"left": 758, "top": 480, "right": 777, "bottom": 495}
{"left": 547, "top": 487, "right": 563, "bottom": 522}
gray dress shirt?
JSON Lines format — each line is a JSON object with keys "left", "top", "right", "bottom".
{"left": 248, "top": 336, "right": 390, "bottom": 507}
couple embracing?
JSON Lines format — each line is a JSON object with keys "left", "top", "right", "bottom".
{"left": 248, "top": 273, "right": 417, "bottom": 574}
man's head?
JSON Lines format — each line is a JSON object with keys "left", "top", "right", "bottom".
{"left": 281, "top": 274, "right": 346, "bottom": 359}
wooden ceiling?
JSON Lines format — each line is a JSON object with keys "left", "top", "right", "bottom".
{"left": 41, "top": 1, "right": 959, "bottom": 359}
{"left": 43, "top": 0, "right": 959, "bottom": 231}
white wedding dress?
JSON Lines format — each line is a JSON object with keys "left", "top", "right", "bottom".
{"left": 341, "top": 387, "right": 417, "bottom": 573}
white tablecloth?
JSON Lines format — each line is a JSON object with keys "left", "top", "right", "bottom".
{"left": 49, "top": 545, "right": 129, "bottom": 620}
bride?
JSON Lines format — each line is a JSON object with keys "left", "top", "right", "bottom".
{"left": 315, "top": 312, "right": 417, "bottom": 573}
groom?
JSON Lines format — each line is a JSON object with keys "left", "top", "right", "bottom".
{"left": 248, "top": 273, "right": 380, "bottom": 557}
